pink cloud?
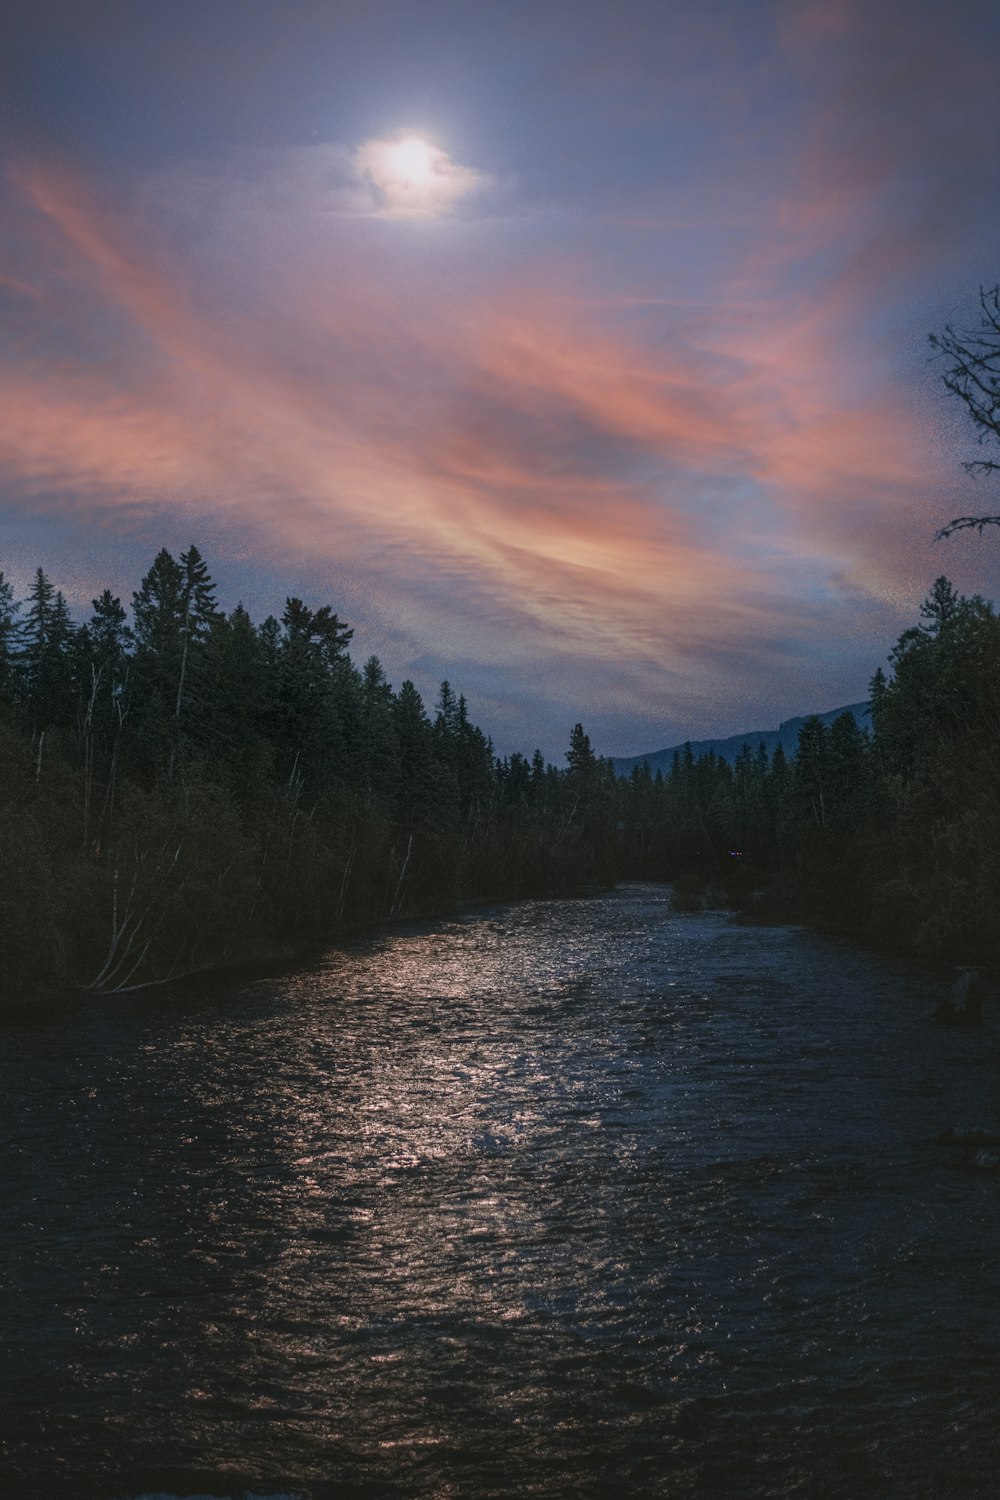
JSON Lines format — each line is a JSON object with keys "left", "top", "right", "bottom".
{"left": 0, "top": 95, "right": 995, "bottom": 754}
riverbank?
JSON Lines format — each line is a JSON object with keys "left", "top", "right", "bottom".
{"left": 2, "top": 874, "right": 616, "bottom": 1015}
{"left": 665, "top": 856, "right": 1000, "bottom": 968}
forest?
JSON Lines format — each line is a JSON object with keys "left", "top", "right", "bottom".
{"left": 0, "top": 544, "right": 997, "bottom": 1004}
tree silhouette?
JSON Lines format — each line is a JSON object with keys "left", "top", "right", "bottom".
{"left": 931, "top": 285, "right": 1000, "bottom": 535}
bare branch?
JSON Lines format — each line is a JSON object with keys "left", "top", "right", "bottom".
{"left": 936, "top": 514, "right": 1000, "bottom": 539}
{"left": 932, "top": 285, "right": 1000, "bottom": 538}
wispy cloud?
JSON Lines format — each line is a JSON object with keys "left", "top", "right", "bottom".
{"left": 2, "top": 0, "right": 999, "bottom": 756}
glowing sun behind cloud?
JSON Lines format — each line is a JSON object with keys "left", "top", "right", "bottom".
{"left": 355, "top": 133, "right": 485, "bottom": 217}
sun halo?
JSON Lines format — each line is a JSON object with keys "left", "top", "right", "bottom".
{"left": 382, "top": 136, "right": 437, "bottom": 187}
{"left": 355, "top": 131, "right": 484, "bottom": 217}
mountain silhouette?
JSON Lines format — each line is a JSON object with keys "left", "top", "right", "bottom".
{"left": 611, "top": 702, "right": 870, "bottom": 777}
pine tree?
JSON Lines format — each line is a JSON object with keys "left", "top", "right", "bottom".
{"left": 131, "top": 546, "right": 222, "bottom": 773}
{"left": 272, "top": 597, "right": 355, "bottom": 788}
{"left": 794, "top": 716, "right": 829, "bottom": 827}
{"left": 20, "top": 568, "right": 75, "bottom": 728}
{"left": 70, "top": 591, "right": 133, "bottom": 851}
{"left": 529, "top": 749, "right": 546, "bottom": 807}
{"left": 133, "top": 549, "right": 185, "bottom": 664}
{"left": 131, "top": 549, "right": 183, "bottom": 768}
{"left": 87, "top": 590, "right": 133, "bottom": 733}
{"left": 174, "top": 544, "right": 221, "bottom": 726}
{"left": 199, "top": 604, "right": 272, "bottom": 793}
{"left": 565, "top": 722, "right": 596, "bottom": 779}
{"left": 919, "top": 576, "right": 959, "bottom": 635}
{"left": 827, "top": 712, "right": 868, "bottom": 820}
{"left": 435, "top": 680, "right": 460, "bottom": 738}
{"left": 360, "top": 655, "right": 399, "bottom": 807}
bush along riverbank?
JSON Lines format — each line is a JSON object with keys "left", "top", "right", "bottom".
{"left": 0, "top": 550, "right": 996, "bottom": 1004}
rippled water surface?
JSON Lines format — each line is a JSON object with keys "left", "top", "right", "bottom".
{"left": 3, "top": 885, "right": 1000, "bottom": 1498}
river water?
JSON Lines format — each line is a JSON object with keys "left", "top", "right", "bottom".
{"left": 2, "top": 884, "right": 999, "bottom": 1499}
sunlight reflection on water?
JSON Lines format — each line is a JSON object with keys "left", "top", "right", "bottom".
{"left": 3, "top": 886, "right": 1000, "bottom": 1498}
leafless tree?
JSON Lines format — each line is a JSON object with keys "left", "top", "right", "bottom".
{"left": 932, "top": 285, "right": 1000, "bottom": 537}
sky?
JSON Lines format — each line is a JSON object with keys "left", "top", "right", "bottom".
{"left": 2, "top": 0, "right": 1000, "bottom": 759}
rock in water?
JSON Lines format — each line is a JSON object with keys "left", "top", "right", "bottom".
{"left": 934, "top": 968, "right": 985, "bottom": 1027}
{"left": 964, "top": 1147, "right": 1000, "bottom": 1173}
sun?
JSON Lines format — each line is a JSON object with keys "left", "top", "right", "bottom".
{"left": 382, "top": 136, "right": 437, "bottom": 187}
{"left": 354, "top": 132, "right": 485, "bottom": 217}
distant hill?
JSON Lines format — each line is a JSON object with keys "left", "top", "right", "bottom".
{"left": 610, "top": 701, "right": 870, "bottom": 778}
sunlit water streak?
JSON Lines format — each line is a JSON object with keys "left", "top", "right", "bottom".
{"left": 2, "top": 884, "right": 999, "bottom": 1498}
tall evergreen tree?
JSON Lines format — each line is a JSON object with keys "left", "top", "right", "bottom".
{"left": 131, "top": 549, "right": 185, "bottom": 772}
{"left": 794, "top": 716, "right": 829, "bottom": 828}
{"left": 174, "top": 543, "right": 221, "bottom": 726}
{"left": 133, "top": 549, "right": 185, "bottom": 664}
{"left": 919, "top": 576, "right": 960, "bottom": 635}
{"left": 20, "top": 568, "right": 75, "bottom": 729}
{"left": 131, "top": 546, "right": 222, "bottom": 772}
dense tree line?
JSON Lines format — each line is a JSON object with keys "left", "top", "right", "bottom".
{"left": 0, "top": 547, "right": 995, "bottom": 1003}
{"left": 616, "top": 575, "right": 1000, "bottom": 963}
{"left": 0, "top": 546, "right": 620, "bottom": 1000}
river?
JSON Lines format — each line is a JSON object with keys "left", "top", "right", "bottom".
{"left": 2, "top": 884, "right": 999, "bottom": 1498}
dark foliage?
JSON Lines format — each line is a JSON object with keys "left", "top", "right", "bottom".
{"left": 0, "top": 545, "right": 995, "bottom": 1003}
{"left": 614, "top": 575, "right": 1000, "bottom": 962}
{"left": 0, "top": 546, "right": 620, "bottom": 1000}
